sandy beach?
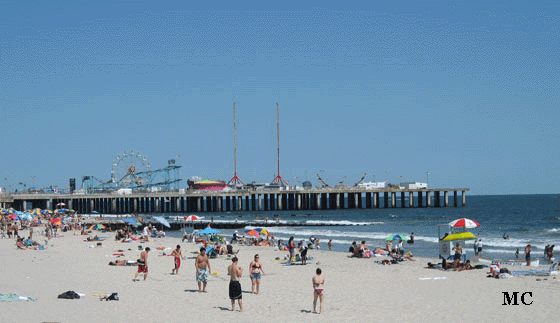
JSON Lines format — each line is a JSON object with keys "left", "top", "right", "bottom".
{"left": 1, "top": 229, "right": 560, "bottom": 322}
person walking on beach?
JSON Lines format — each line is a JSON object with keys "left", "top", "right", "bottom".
{"left": 228, "top": 256, "right": 243, "bottom": 312}
{"left": 171, "top": 245, "right": 184, "bottom": 275}
{"left": 133, "top": 247, "right": 150, "bottom": 281}
{"left": 312, "top": 268, "right": 325, "bottom": 314}
{"left": 249, "top": 254, "right": 264, "bottom": 294}
{"left": 525, "top": 244, "right": 532, "bottom": 266}
{"left": 195, "top": 247, "right": 211, "bottom": 292}
{"left": 328, "top": 240, "right": 332, "bottom": 251}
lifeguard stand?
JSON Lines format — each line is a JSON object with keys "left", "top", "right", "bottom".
{"left": 438, "top": 224, "right": 469, "bottom": 262}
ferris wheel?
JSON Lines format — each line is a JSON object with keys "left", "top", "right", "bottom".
{"left": 111, "top": 150, "right": 151, "bottom": 188}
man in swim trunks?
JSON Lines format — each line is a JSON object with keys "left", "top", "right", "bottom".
{"left": 228, "top": 256, "right": 243, "bottom": 312}
{"left": 171, "top": 245, "right": 184, "bottom": 275}
{"left": 312, "top": 268, "right": 325, "bottom": 314}
{"left": 195, "top": 247, "right": 211, "bottom": 292}
{"left": 133, "top": 247, "right": 150, "bottom": 281}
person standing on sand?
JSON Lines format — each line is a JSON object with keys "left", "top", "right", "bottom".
{"left": 452, "top": 243, "right": 462, "bottom": 268}
{"left": 312, "top": 268, "right": 325, "bottom": 314}
{"left": 473, "top": 239, "right": 479, "bottom": 256}
{"left": 171, "top": 245, "right": 184, "bottom": 275}
{"left": 195, "top": 247, "right": 211, "bottom": 292}
{"left": 525, "top": 244, "right": 532, "bottom": 266}
{"left": 249, "top": 254, "right": 265, "bottom": 294}
{"left": 228, "top": 256, "right": 243, "bottom": 312}
{"left": 288, "top": 236, "right": 296, "bottom": 261}
{"left": 133, "top": 247, "right": 150, "bottom": 281}
{"left": 328, "top": 240, "right": 332, "bottom": 251}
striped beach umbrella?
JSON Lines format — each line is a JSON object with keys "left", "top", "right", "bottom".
{"left": 448, "top": 218, "right": 480, "bottom": 229}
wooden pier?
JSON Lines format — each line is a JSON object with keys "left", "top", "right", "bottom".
{"left": 1, "top": 188, "right": 469, "bottom": 214}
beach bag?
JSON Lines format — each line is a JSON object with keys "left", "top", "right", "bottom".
{"left": 106, "top": 292, "right": 119, "bottom": 301}
{"left": 58, "top": 291, "right": 80, "bottom": 299}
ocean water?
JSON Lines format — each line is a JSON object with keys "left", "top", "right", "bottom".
{"left": 164, "top": 194, "right": 560, "bottom": 262}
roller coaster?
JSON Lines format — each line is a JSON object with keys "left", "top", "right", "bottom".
{"left": 81, "top": 150, "right": 182, "bottom": 193}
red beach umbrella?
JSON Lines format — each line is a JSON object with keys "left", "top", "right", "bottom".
{"left": 245, "top": 229, "right": 260, "bottom": 237}
{"left": 449, "top": 218, "right": 480, "bottom": 229}
{"left": 185, "top": 215, "right": 203, "bottom": 222}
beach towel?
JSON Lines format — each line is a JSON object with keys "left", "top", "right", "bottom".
{"left": 0, "top": 294, "right": 37, "bottom": 302}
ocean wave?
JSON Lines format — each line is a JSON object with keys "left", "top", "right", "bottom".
{"left": 304, "top": 220, "right": 383, "bottom": 226}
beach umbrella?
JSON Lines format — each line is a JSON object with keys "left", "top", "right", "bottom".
{"left": 196, "top": 227, "right": 221, "bottom": 235}
{"left": 184, "top": 215, "right": 203, "bottom": 222}
{"left": 245, "top": 229, "right": 260, "bottom": 237}
{"left": 442, "top": 232, "right": 476, "bottom": 242}
{"left": 95, "top": 224, "right": 106, "bottom": 230}
{"left": 252, "top": 228, "right": 270, "bottom": 236}
{"left": 153, "top": 216, "right": 171, "bottom": 228}
{"left": 122, "top": 218, "right": 141, "bottom": 226}
{"left": 386, "top": 234, "right": 407, "bottom": 241}
{"left": 91, "top": 211, "right": 99, "bottom": 214}
{"left": 8, "top": 214, "right": 16, "bottom": 220}
{"left": 449, "top": 218, "right": 480, "bottom": 229}
{"left": 56, "top": 202, "right": 66, "bottom": 208}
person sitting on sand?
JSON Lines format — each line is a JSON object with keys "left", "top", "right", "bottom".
{"left": 16, "top": 237, "right": 37, "bottom": 250}
{"left": 403, "top": 251, "right": 416, "bottom": 261}
{"left": 458, "top": 260, "right": 473, "bottom": 271}
{"left": 277, "top": 239, "right": 284, "bottom": 250}
{"left": 214, "top": 241, "right": 227, "bottom": 255}
{"left": 386, "top": 241, "right": 393, "bottom": 253}
{"left": 349, "top": 241, "right": 358, "bottom": 257}
{"left": 359, "top": 240, "right": 371, "bottom": 258}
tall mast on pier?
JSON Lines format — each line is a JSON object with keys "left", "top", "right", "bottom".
{"left": 272, "top": 102, "right": 288, "bottom": 186}
{"left": 228, "top": 102, "right": 244, "bottom": 187}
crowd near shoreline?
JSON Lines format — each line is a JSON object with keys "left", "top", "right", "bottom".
{"left": 1, "top": 211, "right": 560, "bottom": 321}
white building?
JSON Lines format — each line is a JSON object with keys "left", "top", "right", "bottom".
{"left": 399, "top": 182, "right": 428, "bottom": 189}
{"left": 358, "top": 181, "right": 386, "bottom": 189}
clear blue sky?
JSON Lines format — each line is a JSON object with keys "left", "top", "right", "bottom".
{"left": 1, "top": 0, "right": 558, "bottom": 195}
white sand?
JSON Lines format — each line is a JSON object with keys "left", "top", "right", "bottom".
{"left": 1, "top": 230, "right": 560, "bottom": 322}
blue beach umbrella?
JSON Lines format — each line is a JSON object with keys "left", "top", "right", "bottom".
{"left": 196, "top": 227, "right": 221, "bottom": 235}
{"left": 122, "top": 218, "right": 141, "bottom": 226}
{"left": 153, "top": 216, "right": 171, "bottom": 228}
